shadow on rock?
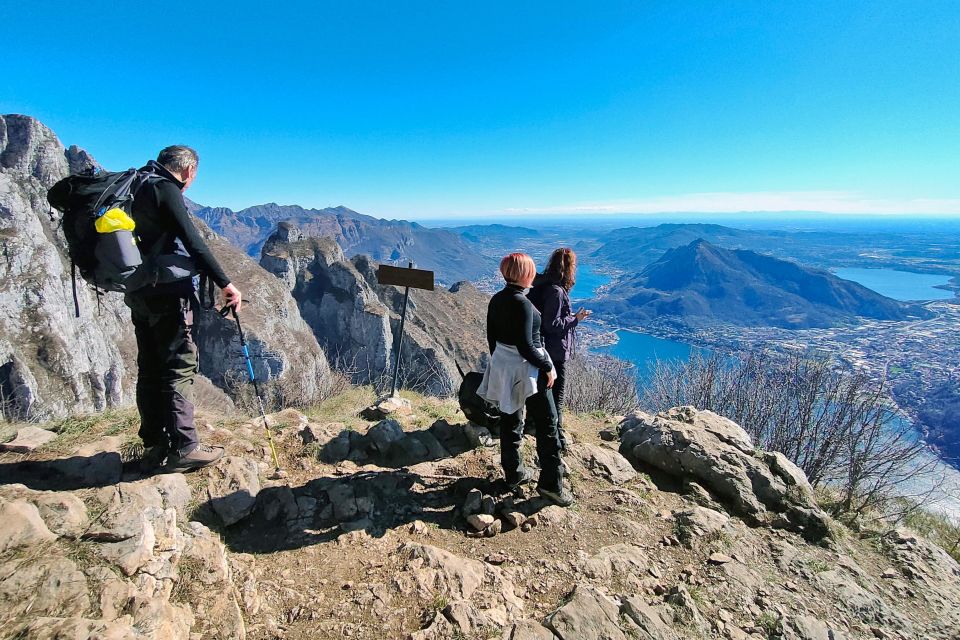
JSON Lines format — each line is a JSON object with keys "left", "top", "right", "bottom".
{"left": 216, "top": 467, "right": 553, "bottom": 554}
{"left": 0, "top": 451, "right": 122, "bottom": 490}
{"left": 316, "top": 417, "right": 481, "bottom": 469}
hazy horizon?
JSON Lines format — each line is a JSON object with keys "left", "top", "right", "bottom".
{"left": 4, "top": 2, "right": 959, "bottom": 218}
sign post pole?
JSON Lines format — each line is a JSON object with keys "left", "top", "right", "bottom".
{"left": 390, "top": 263, "right": 413, "bottom": 397}
{"left": 376, "top": 262, "right": 435, "bottom": 399}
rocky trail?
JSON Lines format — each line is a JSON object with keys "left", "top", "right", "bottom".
{"left": 1, "top": 389, "right": 959, "bottom": 640}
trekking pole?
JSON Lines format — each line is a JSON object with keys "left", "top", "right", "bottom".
{"left": 221, "top": 305, "right": 286, "bottom": 480}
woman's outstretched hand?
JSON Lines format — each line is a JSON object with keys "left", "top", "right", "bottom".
{"left": 575, "top": 307, "right": 592, "bottom": 321}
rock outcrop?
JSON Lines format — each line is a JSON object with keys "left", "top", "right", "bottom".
{"left": 0, "top": 114, "right": 332, "bottom": 416}
{"left": 3, "top": 400, "right": 960, "bottom": 639}
{"left": 192, "top": 220, "right": 332, "bottom": 407}
{"left": 260, "top": 223, "right": 488, "bottom": 395}
{"left": 0, "top": 114, "right": 135, "bottom": 420}
{"left": 620, "top": 406, "right": 834, "bottom": 542}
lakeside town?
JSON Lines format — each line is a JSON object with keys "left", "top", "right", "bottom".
{"left": 591, "top": 299, "right": 960, "bottom": 467}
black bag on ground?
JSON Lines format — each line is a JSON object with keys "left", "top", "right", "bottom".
{"left": 457, "top": 369, "right": 501, "bottom": 434}
{"left": 47, "top": 168, "right": 161, "bottom": 315}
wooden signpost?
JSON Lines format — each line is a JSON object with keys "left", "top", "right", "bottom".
{"left": 376, "top": 263, "right": 435, "bottom": 397}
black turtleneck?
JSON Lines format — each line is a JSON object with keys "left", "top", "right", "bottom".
{"left": 486, "top": 283, "right": 553, "bottom": 372}
{"left": 131, "top": 160, "right": 231, "bottom": 292}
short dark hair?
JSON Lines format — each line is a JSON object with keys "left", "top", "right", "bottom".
{"left": 157, "top": 145, "right": 199, "bottom": 173}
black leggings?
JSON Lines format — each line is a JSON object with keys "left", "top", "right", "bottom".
{"left": 500, "top": 370, "right": 562, "bottom": 492}
{"left": 552, "top": 360, "right": 568, "bottom": 451}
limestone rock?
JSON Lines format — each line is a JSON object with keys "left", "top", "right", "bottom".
{"left": 367, "top": 418, "right": 406, "bottom": 453}
{"left": 0, "top": 556, "right": 90, "bottom": 618}
{"left": 619, "top": 407, "right": 832, "bottom": 541}
{"left": 206, "top": 456, "right": 261, "bottom": 526}
{"left": 567, "top": 442, "right": 637, "bottom": 485}
{"left": 619, "top": 596, "right": 674, "bottom": 640}
{"left": 400, "top": 543, "right": 523, "bottom": 625}
{"left": 467, "top": 513, "right": 496, "bottom": 531}
{"left": 779, "top": 615, "right": 847, "bottom": 640}
{"left": 547, "top": 584, "right": 637, "bottom": 640}
{"left": 0, "top": 499, "right": 57, "bottom": 552}
{"left": 0, "top": 425, "right": 56, "bottom": 452}
{"left": 503, "top": 619, "right": 557, "bottom": 640}
{"left": 0, "top": 115, "right": 133, "bottom": 421}
{"left": 666, "top": 584, "right": 707, "bottom": 630}
{"left": 580, "top": 543, "right": 648, "bottom": 580}
{"left": 674, "top": 506, "right": 730, "bottom": 543}
{"left": 28, "top": 491, "right": 89, "bottom": 538}
{"left": 11, "top": 617, "right": 141, "bottom": 639}
{"left": 0, "top": 484, "right": 89, "bottom": 538}
{"left": 260, "top": 227, "right": 488, "bottom": 396}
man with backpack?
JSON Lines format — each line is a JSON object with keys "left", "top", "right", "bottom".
{"left": 126, "top": 145, "right": 241, "bottom": 472}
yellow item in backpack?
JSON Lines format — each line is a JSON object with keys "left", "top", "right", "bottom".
{"left": 95, "top": 207, "right": 136, "bottom": 233}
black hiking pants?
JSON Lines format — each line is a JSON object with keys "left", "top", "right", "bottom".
{"left": 523, "top": 360, "right": 569, "bottom": 453}
{"left": 500, "top": 370, "right": 562, "bottom": 492}
{"left": 552, "top": 360, "right": 568, "bottom": 452}
{"left": 125, "top": 292, "right": 200, "bottom": 456}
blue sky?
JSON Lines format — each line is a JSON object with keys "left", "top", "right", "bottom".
{"left": 3, "top": 1, "right": 959, "bottom": 219}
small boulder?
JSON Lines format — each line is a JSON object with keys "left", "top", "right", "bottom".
{"left": 568, "top": 443, "right": 637, "bottom": 485}
{"left": 467, "top": 514, "right": 495, "bottom": 531}
{"left": 708, "top": 552, "right": 733, "bottom": 565}
{"left": 463, "top": 489, "right": 483, "bottom": 516}
{"left": 0, "top": 500, "right": 57, "bottom": 552}
{"left": 206, "top": 456, "right": 261, "bottom": 526}
{"left": 367, "top": 418, "right": 405, "bottom": 453}
{"left": 0, "top": 426, "right": 56, "bottom": 453}
{"left": 361, "top": 395, "right": 413, "bottom": 421}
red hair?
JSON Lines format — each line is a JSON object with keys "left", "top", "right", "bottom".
{"left": 500, "top": 253, "right": 536, "bottom": 284}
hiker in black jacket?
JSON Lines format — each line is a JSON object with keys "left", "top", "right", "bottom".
{"left": 127, "top": 145, "right": 242, "bottom": 472}
{"left": 482, "top": 252, "right": 574, "bottom": 507}
{"left": 528, "top": 248, "right": 591, "bottom": 453}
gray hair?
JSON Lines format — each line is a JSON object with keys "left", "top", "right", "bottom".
{"left": 157, "top": 145, "right": 199, "bottom": 173}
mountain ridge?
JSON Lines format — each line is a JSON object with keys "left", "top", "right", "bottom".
{"left": 594, "top": 239, "right": 931, "bottom": 329}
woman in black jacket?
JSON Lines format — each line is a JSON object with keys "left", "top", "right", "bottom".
{"left": 528, "top": 248, "right": 591, "bottom": 452}
{"left": 483, "top": 252, "right": 574, "bottom": 507}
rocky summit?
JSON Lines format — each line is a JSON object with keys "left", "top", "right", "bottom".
{"left": 0, "top": 115, "right": 333, "bottom": 421}
{"left": 260, "top": 223, "right": 488, "bottom": 396}
{"left": 2, "top": 390, "right": 958, "bottom": 639}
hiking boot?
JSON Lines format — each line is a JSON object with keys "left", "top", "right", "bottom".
{"left": 507, "top": 466, "right": 535, "bottom": 488}
{"left": 141, "top": 445, "right": 169, "bottom": 470}
{"left": 538, "top": 484, "right": 575, "bottom": 507}
{"left": 166, "top": 443, "right": 225, "bottom": 473}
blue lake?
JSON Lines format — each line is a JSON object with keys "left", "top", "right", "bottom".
{"left": 833, "top": 267, "right": 956, "bottom": 301}
{"left": 570, "top": 264, "right": 611, "bottom": 301}
{"left": 593, "top": 330, "right": 701, "bottom": 379}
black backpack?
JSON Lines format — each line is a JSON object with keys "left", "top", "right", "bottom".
{"left": 47, "top": 168, "right": 162, "bottom": 316}
{"left": 457, "top": 366, "right": 502, "bottom": 434}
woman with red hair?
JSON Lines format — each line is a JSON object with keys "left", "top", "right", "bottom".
{"left": 477, "top": 252, "right": 573, "bottom": 506}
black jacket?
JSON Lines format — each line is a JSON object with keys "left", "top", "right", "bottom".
{"left": 486, "top": 283, "right": 553, "bottom": 372}
{"left": 528, "top": 273, "right": 578, "bottom": 364}
{"left": 130, "top": 161, "right": 231, "bottom": 295}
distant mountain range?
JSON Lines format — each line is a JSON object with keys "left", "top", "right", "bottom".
{"left": 593, "top": 239, "right": 932, "bottom": 329}
{"left": 586, "top": 222, "right": 960, "bottom": 277}
{"left": 190, "top": 202, "right": 496, "bottom": 285}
